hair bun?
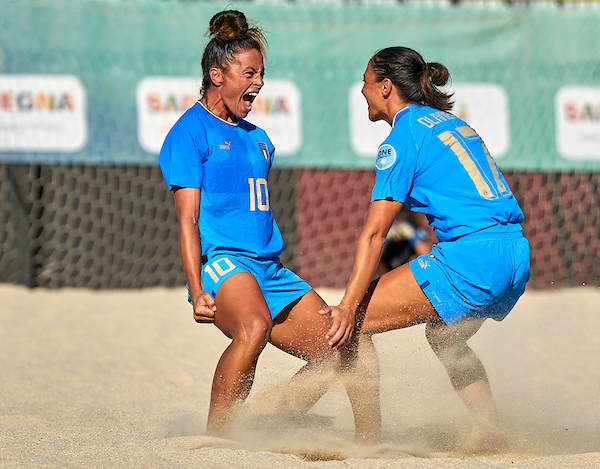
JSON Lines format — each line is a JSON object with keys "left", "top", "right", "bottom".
{"left": 209, "top": 10, "right": 249, "bottom": 41}
{"left": 426, "top": 62, "right": 450, "bottom": 87}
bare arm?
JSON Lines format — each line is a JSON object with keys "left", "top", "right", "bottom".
{"left": 173, "top": 187, "right": 216, "bottom": 323}
{"left": 322, "top": 199, "right": 402, "bottom": 346}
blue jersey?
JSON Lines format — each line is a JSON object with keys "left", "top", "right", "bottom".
{"left": 159, "top": 101, "right": 284, "bottom": 260}
{"left": 371, "top": 104, "right": 524, "bottom": 242}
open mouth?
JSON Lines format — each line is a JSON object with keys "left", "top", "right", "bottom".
{"left": 243, "top": 91, "right": 259, "bottom": 104}
{"left": 242, "top": 91, "right": 259, "bottom": 113}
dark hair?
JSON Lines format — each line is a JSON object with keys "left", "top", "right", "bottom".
{"left": 200, "top": 10, "right": 267, "bottom": 94}
{"left": 371, "top": 47, "right": 453, "bottom": 112}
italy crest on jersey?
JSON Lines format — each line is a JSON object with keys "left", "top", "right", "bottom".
{"left": 257, "top": 142, "right": 269, "bottom": 160}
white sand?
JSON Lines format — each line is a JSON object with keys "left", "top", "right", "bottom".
{"left": 1, "top": 284, "right": 599, "bottom": 468}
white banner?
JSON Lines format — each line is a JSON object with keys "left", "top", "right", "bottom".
{"left": 0, "top": 75, "right": 87, "bottom": 152}
{"left": 556, "top": 86, "right": 600, "bottom": 160}
{"left": 136, "top": 78, "right": 302, "bottom": 156}
{"left": 136, "top": 77, "right": 200, "bottom": 154}
{"left": 349, "top": 82, "right": 510, "bottom": 159}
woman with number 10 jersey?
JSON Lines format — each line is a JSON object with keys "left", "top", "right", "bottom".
{"left": 158, "top": 10, "right": 354, "bottom": 439}
{"left": 321, "top": 47, "right": 531, "bottom": 448}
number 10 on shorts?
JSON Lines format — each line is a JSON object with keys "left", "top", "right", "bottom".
{"left": 204, "top": 257, "right": 236, "bottom": 283}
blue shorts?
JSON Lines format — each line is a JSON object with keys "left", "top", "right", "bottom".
{"left": 409, "top": 225, "right": 530, "bottom": 326}
{"left": 198, "top": 253, "right": 312, "bottom": 319}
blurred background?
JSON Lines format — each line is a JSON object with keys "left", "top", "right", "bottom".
{"left": 1, "top": 0, "right": 599, "bottom": 290}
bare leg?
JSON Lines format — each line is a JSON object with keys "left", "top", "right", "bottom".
{"left": 271, "top": 289, "right": 384, "bottom": 443}
{"left": 460, "top": 380, "right": 506, "bottom": 453}
{"left": 208, "top": 272, "right": 274, "bottom": 436}
{"left": 341, "top": 266, "right": 441, "bottom": 443}
{"left": 358, "top": 267, "right": 506, "bottom": 450}
{"left": 341, "top": 333, "right": 382, "bottom": 444}
{"left": 425, "top": 316, "right": 505, "bottom": 452}
{"left": 425, "top": 318, "right": 495, "bottom": 417}
{"left": 458, "top": 381, "right": 500, "bottom": 428}
{"left": 267, "top": 290, "right": 340, "bottom": 418}
{"left": 358, "top": 265, "right": 440, "bottom": 336}
{"left": 373, "top": 259, "right": 391, "bottom": 280}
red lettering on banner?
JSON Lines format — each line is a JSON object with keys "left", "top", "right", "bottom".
{"left": 0, "top": 91, "right": 74, "bottom": 112}
{"left": 564, "top": 101, "right": 600, "bottom": 122}
{"left": 253, "top": 96, "right": 290, "bottom": 115}
{"left": 146, "top": 93, "right": 197, "bottom": 113}
{"left": 147, "top": 93, "right": 161, "bottom": 113}
{"left": 1, "top": 91, "right": 16, "bottom": 111}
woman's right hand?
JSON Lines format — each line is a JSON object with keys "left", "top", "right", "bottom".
{"left": 192, "top": 292, "right": 217, "bottom": 323}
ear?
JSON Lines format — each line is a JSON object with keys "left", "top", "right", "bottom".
{"left": 381, "top": 78, "right": 393, "bottom": 99}
{"left": 209, "top": 66, "right": 224, "bottom": 87}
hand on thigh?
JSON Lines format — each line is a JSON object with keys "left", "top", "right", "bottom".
{"left": 359, "top": 264, "right": 439, "bottom": 335}
{"left": 269, "top": 290, "right": 336, "bottom": 362}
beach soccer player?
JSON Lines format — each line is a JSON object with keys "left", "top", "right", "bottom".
{"left": 321, "top": 46, "right": 531, "bottom": 448}
{"left": 158, "top": 10, "right": 355, "bottom": 437}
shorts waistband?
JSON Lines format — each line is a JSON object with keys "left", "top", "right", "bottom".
{"left": 454, "top": 223, "right": 523, "bottom": 241}
{"left": 201, "top": 252, "right": 280, "bottom": 265}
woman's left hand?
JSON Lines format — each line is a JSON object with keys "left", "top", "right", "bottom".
{"left": 319, "top": 304, "right": 355, "bottom": 351}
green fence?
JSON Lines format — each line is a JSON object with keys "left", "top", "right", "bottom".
{"left": 1, "top": 0, "right": 599, "bottom": 290}
{"left": 1, "top": 0, "right": 600, "bottom": 170}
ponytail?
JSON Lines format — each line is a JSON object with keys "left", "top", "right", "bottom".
{"left": 371, "top": 47, "right": 453, "bottom": 112}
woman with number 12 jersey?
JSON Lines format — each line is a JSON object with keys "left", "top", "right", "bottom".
{"left": 377, "top": 105, "right": 524, "bottom": 246}
{"left": 321, "top": 46, "right": 530, "bottom": 447}
{"left": 158, "top": 10, "right": 355, "bottom": 440}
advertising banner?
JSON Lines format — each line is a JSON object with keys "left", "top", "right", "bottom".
{"left": 1, "top": 0, "right": 599, "bottom": 170}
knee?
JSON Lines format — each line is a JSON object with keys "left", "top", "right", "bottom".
{"left": 340, "top": 334, "right": 378, "bottom": 376}
{"left": 425, "top": 320, "right": 452, "bottom": 356}
{"left": 425, "top": 321, "right": 488, "bottom": 390}
{"left": 426, "top": 321, "right": 472, "bottom": 365}
{"left": 232, "top": 316, "right": 272, "bottom": 354}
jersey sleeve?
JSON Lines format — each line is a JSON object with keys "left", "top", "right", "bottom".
{"left": 158, "top": 119, "right": 206, "bottom": 191}
{"left": 371, "top": 135, "right": 417, "bottom": 203}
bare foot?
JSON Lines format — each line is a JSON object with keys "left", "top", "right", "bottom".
{"left": 462, "top": 421, "right": 507, "bottom": 454}
{"left": 354, "top": 427, "right": 383, "bottom": 446}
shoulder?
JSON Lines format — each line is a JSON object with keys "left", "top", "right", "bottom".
{"left": 238, "top": 118, "right": 274, "bottom": 150}
{"left": 166, "top": 103, "right": 215, "bottom": 147}
{"left": 407, "top": 104, "right": 463, "bottom": 132}
{"left": 159, "top": 103, "right": 211, "bottom": 167}
{"left": 177, "top": 102, "right": 208, "bottom": 128}
{"left": 375, "top": 107, "right": 435, "bottom": 171}
{"left": 375, "top": 110, "right": 414, "bottom": 168}
{"left": 238, "top": 118, "right": 268, "bottom": 139}
{"left": 164, "top": 103, "right": 204, "bottom": 138}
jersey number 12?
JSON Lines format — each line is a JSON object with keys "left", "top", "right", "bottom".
{"left": 438, "top": 126, "right": 510, "bottom": 200}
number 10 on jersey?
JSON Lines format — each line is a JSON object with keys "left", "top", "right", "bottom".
{"left": 248, "top": 178, "right": 270, "bottom": 211}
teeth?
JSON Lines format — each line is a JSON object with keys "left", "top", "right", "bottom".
{"left": 244, "top": 92, "right": 258, "bottom": 104}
